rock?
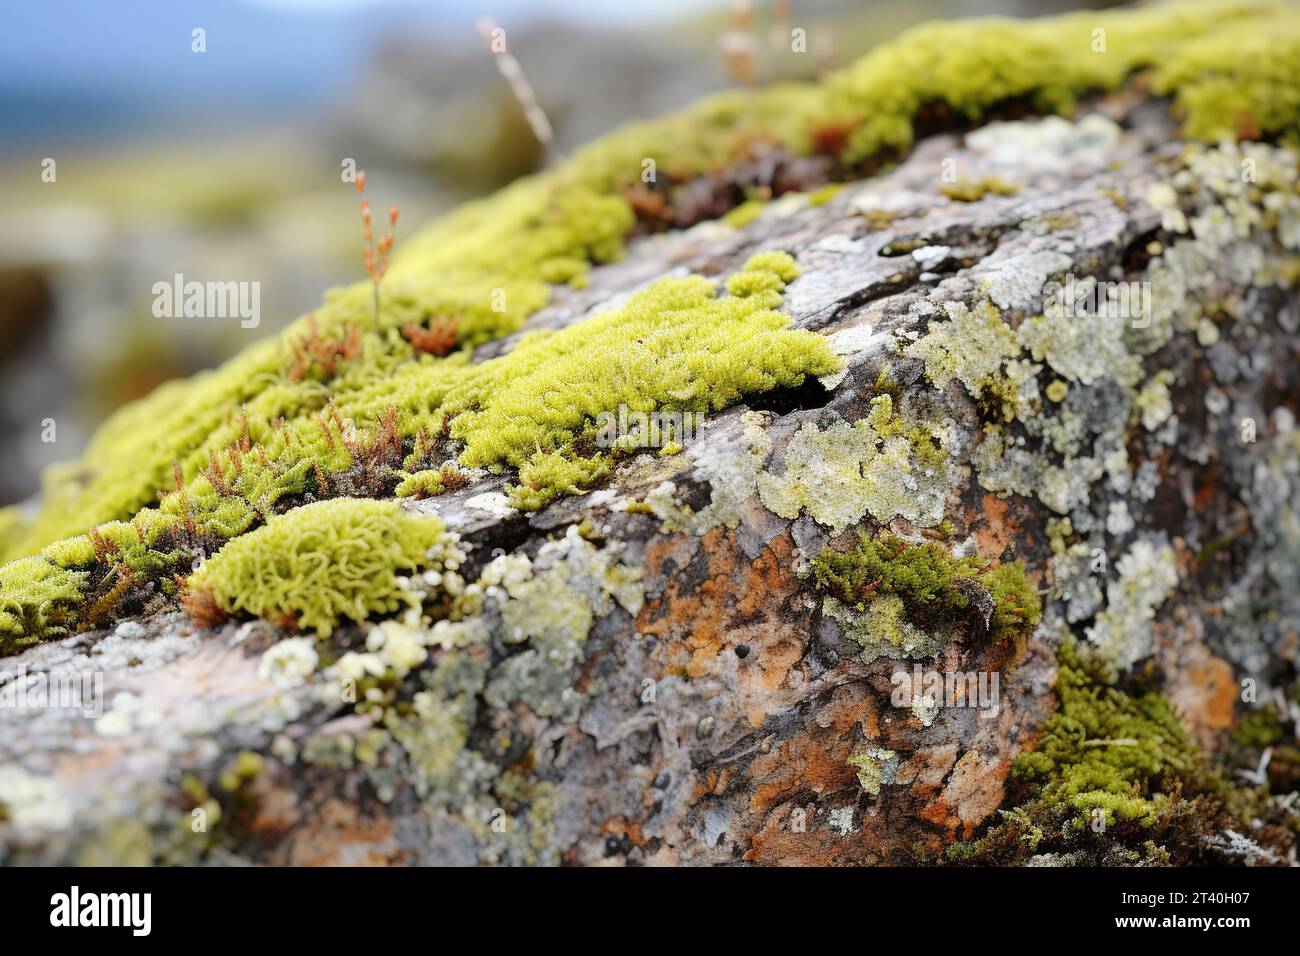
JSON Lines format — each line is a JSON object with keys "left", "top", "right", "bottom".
{"left": 2, "top": 3, "right": 1298, "bottom": 867}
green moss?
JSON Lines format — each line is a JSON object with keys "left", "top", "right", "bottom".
{"left": 722, "top": 198, "right": 767, "bottom": 229}
{"left": 939, "top": 176, "right": 1020, "bottom": 202}
{"left": 393, "top": 466, "right": 468, "bottom": 500}
{"left": 188, "top": 498, "right": 455, "bottom": 635}
{"left": 821, "top": 0, "right": 1299, "bottom": 164}
{"left": 946, "top": 640, "right": 1225, "bottom": 864}
{"left": 0, "top": 507, "right": 25, "bottom": 564}
{"left": 0, "top": 558, "right": 88, "bottom": 655}
{"left": 812, "top": 531, "right": 1041, "bottom": 643}
{"left": 456, "top": 250, "right": 835, "bottom": 510}
{"left": 507, "top": 452, "right": 611, "bottom": 511}
{"left": 806, "top": 183, "right": 845, "bottom": 207}
{"left": 1011, "top": 640, "right": 1207, "bottom": 833}
{"left": 1231, "top": 706, "right": 1284, "bottom": 748}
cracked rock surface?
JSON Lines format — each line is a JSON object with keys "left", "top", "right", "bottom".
{"left": 2, "top": 104, "right": 1297, "bottom": 866}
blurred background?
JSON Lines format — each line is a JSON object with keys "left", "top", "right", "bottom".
{"left": 0, "top": 0, "right": 1104, "bottom": 507}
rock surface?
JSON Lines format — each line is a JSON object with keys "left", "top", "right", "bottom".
{"left": 2, "top": 99, "right": 1298, "bottom": 866}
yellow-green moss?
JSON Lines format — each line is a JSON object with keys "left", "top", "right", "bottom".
{"left": 455, "top": 251, "right": 835, "bottom": 510}
{"left": 394, "top": 471, "right": 442, "bottom": 499}
{"left": 1011, "top": 640, "right": 1207, "bottom": 833}
{"left": 0, "top": 558, "right": 88, "bottom": 655}
{"left": 188, "top": 499, "right": 454, "bottom": 635}
{"left": 945, "top": 640, "right": 1224, "bottom": 864}
{"left": 812, "top": 531, "right": 1041, "bottom": 643}
{"left": 939, "top": 176, "right": 1020, "bottom": 202}
{"left": 722, "top": 198, "right": 768, "bottom": 229}
{"left": 821, "top": 0, "right": 1299, "bottom": 164}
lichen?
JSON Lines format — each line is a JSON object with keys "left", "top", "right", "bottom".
{"left": 757, "top": 395, "right": 953, "bottom": 533}
{"left": 823, "top": 593, "right": 942, "bottom": 665}
{"left": 187, "top": 498, "right": 460, "bottom": 636}
{"left": 647, "top": 411, "right": 774, "bottom": 535}
{"left": 848, "top": 748, "right": 900, "bottom": 796}
{"left": 1084, "top": 537, "right": 1180, "bottom": 672}
{"left": 906, "top": 299, "right": 1019, "bottom": 400}
{"left": 482, "top": 526, "right": 643, "bottom": 720}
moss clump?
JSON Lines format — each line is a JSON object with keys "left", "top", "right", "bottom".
{"left": 0, "top": 558, "right": 88, "bottom": 655}
{"left": 939, "top": 176, "right": 1020, "bottom": 202}
{"left": 950, "top": 641, "right": 1224, "bottom": 864}
{"left": 454, "top": 251, "right": 835, "bottom": 510}
{"left": 721, "top": 197, "right": 767, "bottom": 229}
{"left": 187, "top": 499, "right": 454, "bottom": 636}
{"left": 821, "top": 0, "right": 1299, "bottom": 163}
{"left": 1231, "top": 706, "right": 1285, "bottom": 748}
{"left": 394, "top": 466, "right": 469, "bottom": 500}
{"left": 812, "top": 531, "right": 1041, "bottom": 642}
{"left": 1013, "top": 640, "right": 1199, "bottom": 833}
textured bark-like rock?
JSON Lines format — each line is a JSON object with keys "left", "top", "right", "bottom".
{"left": 1, "top": 99, "right": 1296, "bottom": 866}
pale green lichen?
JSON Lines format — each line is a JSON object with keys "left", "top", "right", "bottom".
{"left": 848, "top": 748, "right": 899, "bottom": 795}
{"left": 757, "top": 395, "right": 952, "bottom": 534}
{"left": 1084, "top": 538, "right": 1180, "bottom": 672}
{"left": 1017, "top": 292, "right": 1143, "bottom": 387}
{"left": 483, "top": 526, "right": 643, "bottom": 720}
{"left": 647, "top": 410, "right": 774, "bottom": 535}
{"left": 188, "top": 498, "right": 460, "bottom": 635}
{"left": 906, "top": 298, "right": 1019, "bottom": 399}
{"left": 824, "top": 594, "right": 943, "bottom": 665}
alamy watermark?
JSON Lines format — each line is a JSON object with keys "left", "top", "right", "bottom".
{"left": 1043, "top": 273, "right": 1151, "bottom": 329}
{"left": 152, "top": 273, "right": 260, "bottom": 328}
{"left": 0, "top": 666, "right": 104, "bottom": 718}
{"left": 891, "top": 664, "right": 1000, "bottom": 719}
{"left": 595, "top": 404, "right": 703, "bottom": 451}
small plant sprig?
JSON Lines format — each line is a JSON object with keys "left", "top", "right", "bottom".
{"left": 477, "top": 18, "right": 559, "bottom": 165}
{"left": 355, "top": 170, "right": 399, "bottom": 331}
{"left": 720, "top": 0, "right": 758, "bottom": 87}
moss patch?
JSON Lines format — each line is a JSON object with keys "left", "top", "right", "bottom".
{"left": 812, "top": 531, "right": 1041, "bottom": 649}
{"left": 949, "top": 640, "right": 1226, "bottom": 864}
{"left": 187, "top": 498, "right": 456, "bottom": 635}
{"left": 0, "top": 558, "right": 87, "bottom": 655}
